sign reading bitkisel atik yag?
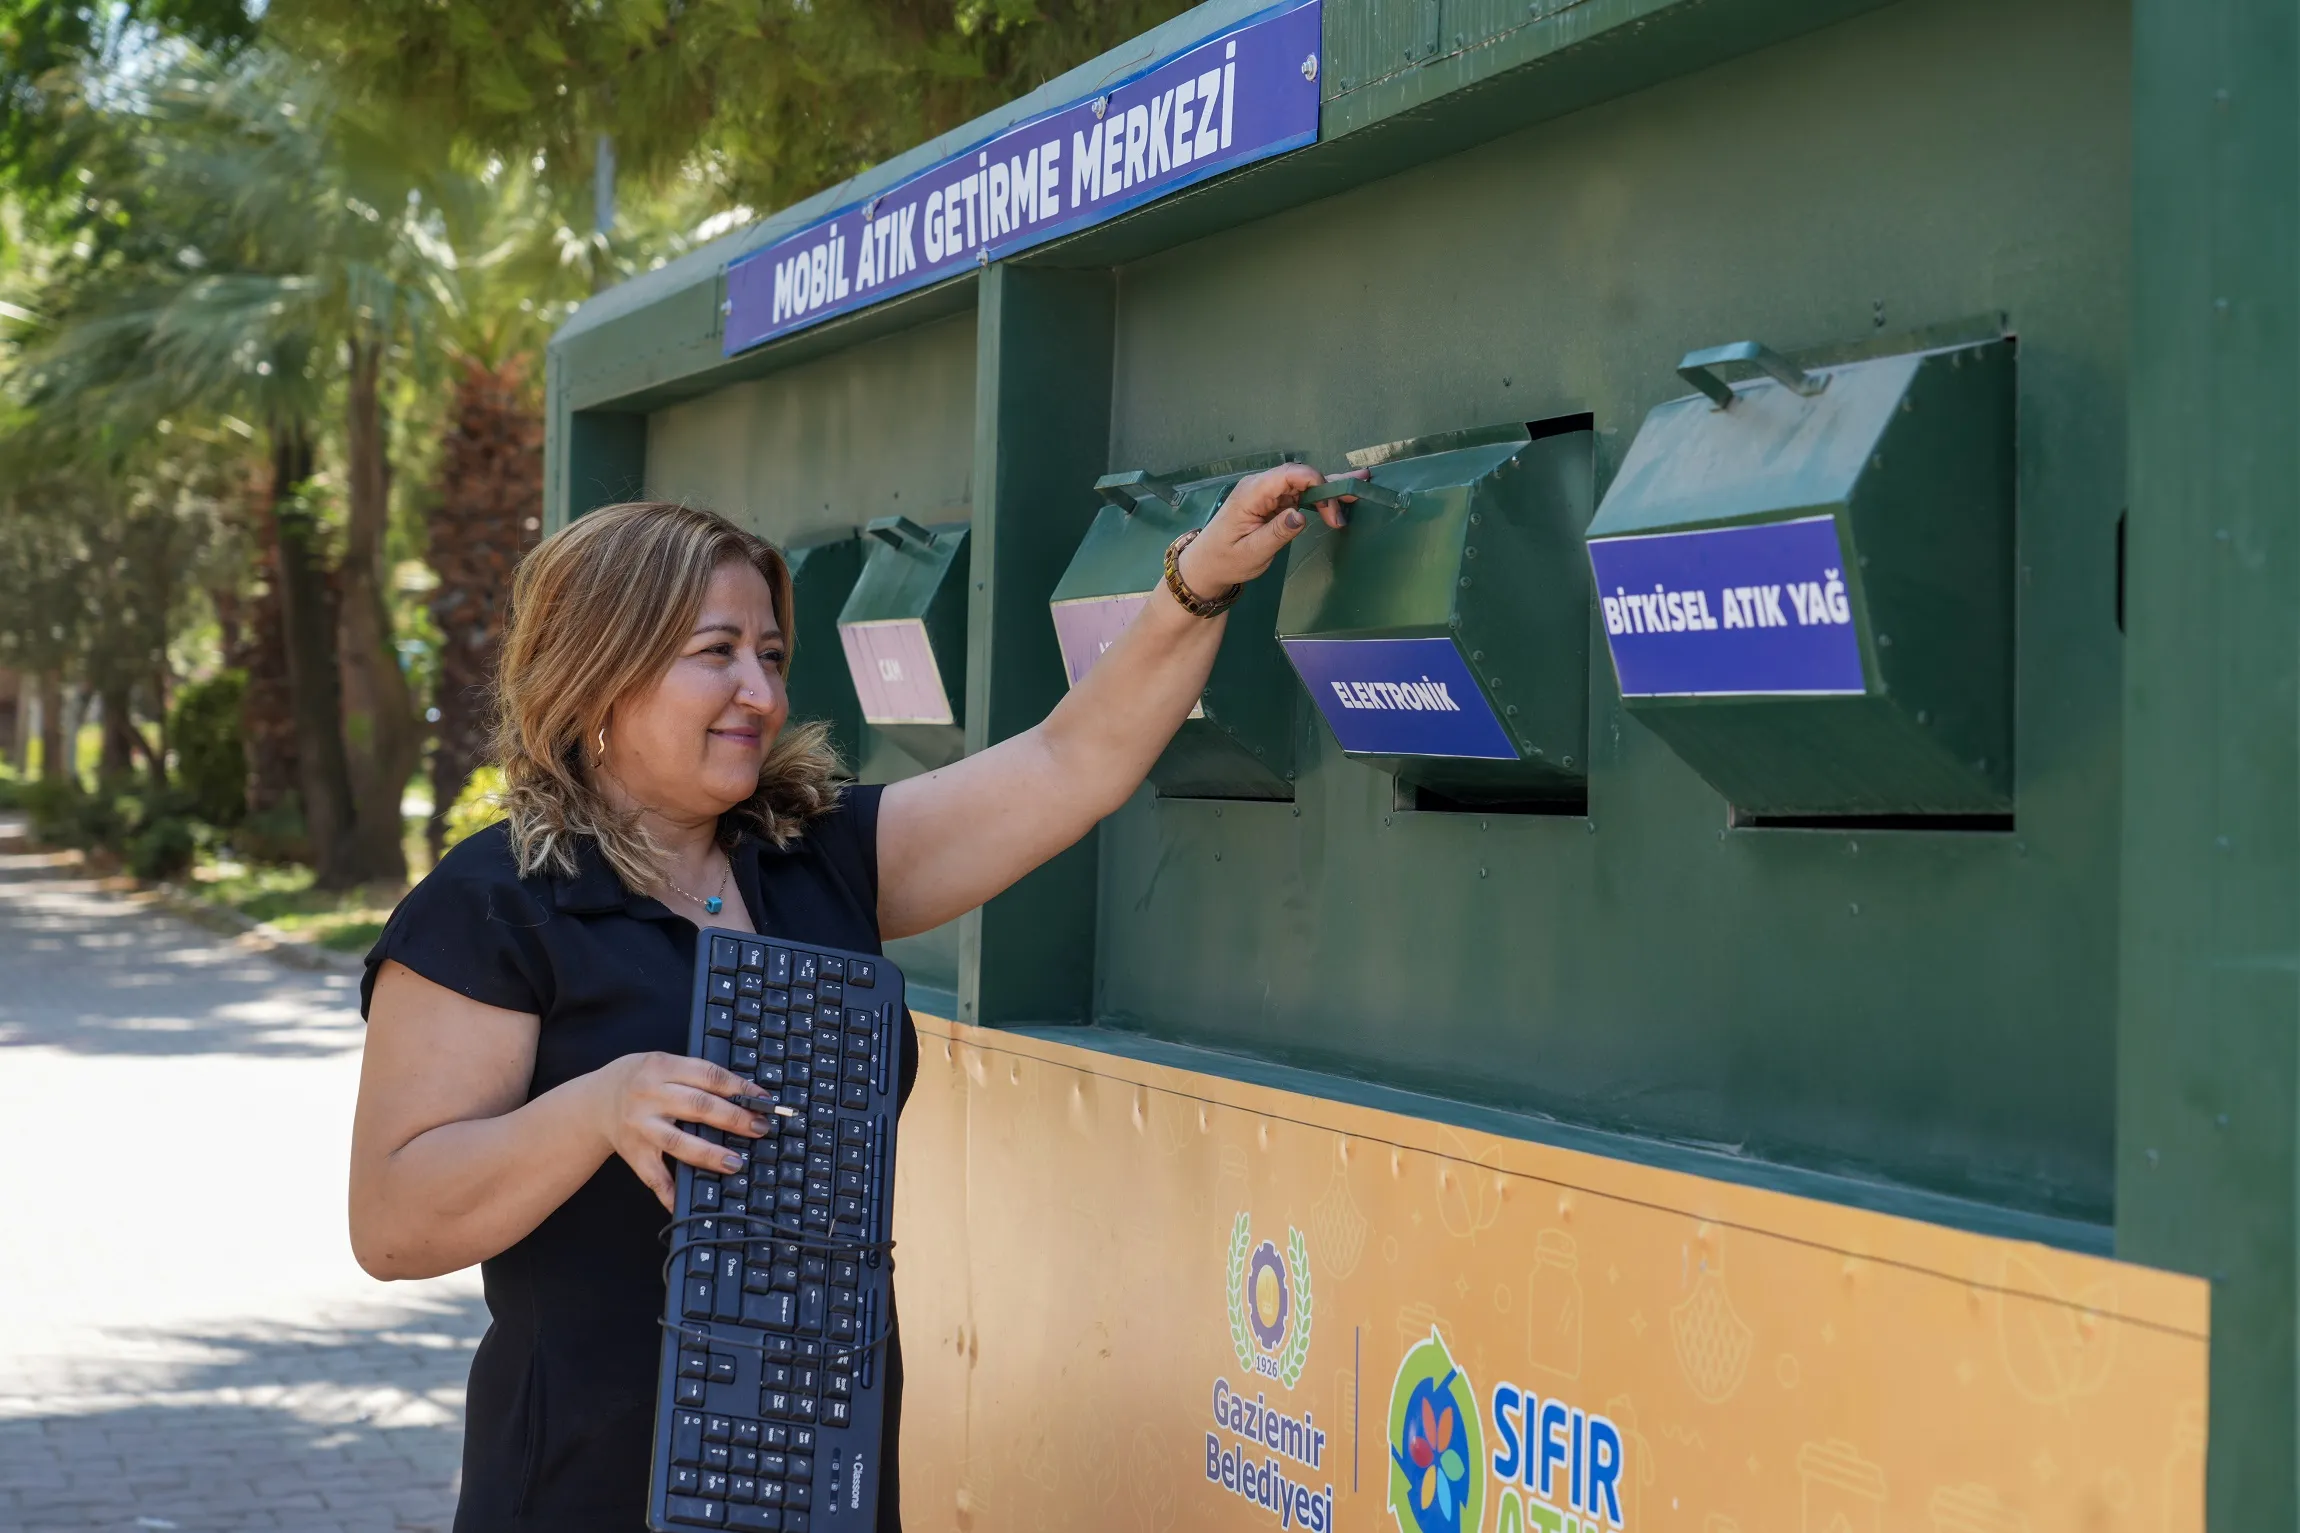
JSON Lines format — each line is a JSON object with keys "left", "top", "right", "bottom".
{"left": 890, "top": 1015, "right": 2211, "bottom": 1533}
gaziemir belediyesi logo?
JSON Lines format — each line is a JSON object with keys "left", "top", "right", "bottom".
{"left": 1206, "top": 1211, "right": 1333, "bottom": 1530}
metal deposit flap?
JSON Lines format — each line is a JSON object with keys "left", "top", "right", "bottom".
{"left": 1586, "top": 332, "right": 2016, "bottom": 818}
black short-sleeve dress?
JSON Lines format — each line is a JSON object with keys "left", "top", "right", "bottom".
{"left": 361, "top": 785, "right": 917, "bottom": 1533}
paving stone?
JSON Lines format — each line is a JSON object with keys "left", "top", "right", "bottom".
{"left": 0, "top": 853, "right": 479, "bottom": 1533}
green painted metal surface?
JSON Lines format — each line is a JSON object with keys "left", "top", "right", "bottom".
{"left": 546, "top": 0, "right": 2300, "bottom": 1514}
{"left": 2122, "top": 0, "right": 2299, "bottom": 1524}
{"left": 1589, "top": 335, "right": 2016, "bottom": 816}
{"left": 1277, "top": 422, "right": 1593, "bottom": 801}
{"left": 782, "top": 533, "right": 865, "bottom": 765}
{"left": 957, "top": 266, "right": 1116, "bottom": 1027}
{"left": 1052, "top": 453, "right": 1300, "bottom": 800}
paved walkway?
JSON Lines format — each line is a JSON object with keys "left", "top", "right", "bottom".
{"left": 0, "top": 830, "right": 483, "bottom": 1532}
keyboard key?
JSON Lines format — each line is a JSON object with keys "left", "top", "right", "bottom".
{"left": 730, "top": 1476, "right": 758, "bottom": 1504}
{"left": 706, "top": 1416, "right": 735, "bottom": 1443}
{"left": 797, "top": 1340, "right": 822, "bottom": 1364}
{"left": 728, "top": 1508, "right": 781, "bottom": 1531}
{"left": 786, "top": 1513, "right": 810, "bottom": 1533}
{"left": 673, "top": 1412, "right": 705, "bottom": 1465}
{"left": 820, "top": 956, "right": 845, "bottom": 981}
{"left": 822, "top": 1399, "right": 851, "bottom": 1428}
{"left": 838, "top": 1120, "right": 868, "bottom": 1146}
{"left": 833, "top": 1195, "right": 863, "bottom": 1224}
{"left": 672, "top": 1467, "right": 702, "bottom": 1494}
{"left": 732, "top": 1046, "right": 758, "bottom": 1073}
{"left": 705, "top": 1005, "right": 735, "bottom": 1038}
{"left": 827, "top": 1313, "right": 856, "bottom": 1342}
{"left": 710, "top": 936, "right": 740, "bottom": 971}
{"left": 795, "top": 953, "right": 818, "bottom": 984}
{"left": 738, "top": 972, "right": 765, "bottom": 998}
{"left": 702, "top": 1471, "right": 729, "bottom": 1498}
{"left": 683, "top": 1279, "right": 715, "bottom": 1319}
{"left": 836, "top": 1144, "right": 866, "bottom": 1170}
{"left": 735, "top": 1021, "right": 760, "bottom": 1047}
{"left": 677, "top": 1378, "right": 707, "bottom": 1406}
{"left": 705, "top": 1444, "right": 731, "bottom": 1472}
{"left": 836, "top": 1170, "right": 864, "bottom": 1195}
{"left": 840, "top": 1083, "right": 870, "bottom": 1110}
{"left": 766, "top": 948, "right": 791, "bottom": 985}
{"left": 736, "top": 997, "right": 764, "bottom": 1022}
{"left": 848, "top": 960, "right": 874, "bottom": 987}
{"left": 734, "top": 1420, "right": 761, "bottom": 1449}
{"left": 830, "top": 1285, "right": 856, "bottom": 1314}
{"left": 744, "top": 1264, "right": 773, "bottom": 1294}
{"left": 817, "top": 981, "right": 843, "bottom": 1007}
{"left": 764, "top": 988, "right": 790, "bottom": 1012}
{"left": 798, "top": 1284, "right": 826, "bottom": 1332}
{"left": 742, "top": 1290, "right": 796, "bottom": 1330}
{"left": 740, "top": 941, "right": 767, "bottom": 971}
{"left": 694, "top": 1180, "right": 722, "bottom": 1212}
{"left": 788, "top": 1452, "right": 813, "bottom": 1479}
{"left": 758, "top": 1480, "right": 785, "bottom": 1505}
{"left": 764, "top": 1424, "right": 790, "bottom": 1448}
{"left": 825, "top": 1372, "right": 851, "bottom": 1399}
{"left": 763, "top": 1390, "right": 792, "bottom": 1418}
{"left": 680, "top": 1349, "right": 710, "bottom": 1377}
{"left": 704, "top": 1035, "right": 732, "bottom": 1068}
{"left": 709, "top": 1353, "right": 738, "bottom": 1384}
{"left": 756, "top": 1063, "right": 784, "bottom": 1087}
{"left": 667, "top": 1494, "right": 724, "bottom": 1525}
{"left": 792, "top": 1366, "right": 817, "bottom": 1394}
{"left": 709, "top": 974, "right": 737, "bottom": 1003}
{"left": 788, "top": 1479, "right": 813, "bottom": 1508}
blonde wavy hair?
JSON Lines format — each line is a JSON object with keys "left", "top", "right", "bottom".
{"left": 491, "top": 500, "right": 846, "bottom": 891}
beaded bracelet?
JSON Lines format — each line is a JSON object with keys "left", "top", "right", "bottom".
{"left": 1163, "top": 529, "right": 1242, "bottom": 618}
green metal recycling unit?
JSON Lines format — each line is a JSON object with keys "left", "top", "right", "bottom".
{"left": 548, "top": 0, "right": 2290, "bottom": 1522}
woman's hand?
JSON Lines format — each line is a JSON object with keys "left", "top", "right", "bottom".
{"left": 1177, "top": 462, "right": 1360, "bottom": 597}
{"left": 591, "top": 1050, "right": 774, "bottom": 1211}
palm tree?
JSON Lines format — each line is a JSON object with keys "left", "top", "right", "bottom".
{"left": 13, "top": 46, "right": 461, "bottom": 885}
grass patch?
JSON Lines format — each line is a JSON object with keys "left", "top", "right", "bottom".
{"left": 183, "top": 820, "right": 431, "bottom": 954}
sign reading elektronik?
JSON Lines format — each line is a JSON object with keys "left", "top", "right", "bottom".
{"left": 1587, "top": 515, "right": 1868, "bottom": 698}
{"left": 1281, "top": 636, "right": 1517, "bottom": 760}
{"left": 721, "top": 0, "right": 1322, "bottom": 355}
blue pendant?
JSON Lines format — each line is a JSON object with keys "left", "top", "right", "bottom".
{"left": 704, "top": 896, "right": 723, "bottom": 915}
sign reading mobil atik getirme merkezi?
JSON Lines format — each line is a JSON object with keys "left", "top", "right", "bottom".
{"left": 722, "top": 0, "right": 1323, "bottom": 353}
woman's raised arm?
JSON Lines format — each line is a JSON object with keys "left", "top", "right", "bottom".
{"left": 350, "top": 961, "right": 769, "bottom": 1279}
{"left": 873, "top": 462, "right": 1348, "bottom": 940}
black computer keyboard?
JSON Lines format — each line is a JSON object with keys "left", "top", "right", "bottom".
{"left": 648, "top": 931, "right": 904, "bottom": 1532}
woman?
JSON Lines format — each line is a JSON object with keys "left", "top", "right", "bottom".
{"left": 348, "top": 463, "right": 1350, "bottom": 1532}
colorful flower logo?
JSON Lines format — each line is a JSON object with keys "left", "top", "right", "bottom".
{"left": 1387, "top": 1328, "right": 1484, "bottom": 1533}
{"left": 1248, "top": 1240, "right": 1291, "bottom": 1351}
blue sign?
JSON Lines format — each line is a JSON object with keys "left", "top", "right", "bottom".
{"left": 1282, "top": 637, "right": 1517, "bottom": 760}
{"left": 1587, "top": 516, "right": 1867, "bottom": 698}
{"left": 723, "top": 0, "right": 1322, "bottom": 354}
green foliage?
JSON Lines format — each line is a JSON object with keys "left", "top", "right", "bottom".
{"left": 127, "top": 811, "right": 196, "bottom": 878}
{"left": 269, "top": 0, "right": 1204, "bottom": 214}
{"left": 169, "top": 667, "right": 246, "bottom": 825}
{"left": 234, "top": 793, "right": 311, "bottom": 865}
{"left": 17, "top": 773, "right": 75, "bottom": 839}
{"left": 441, "top": 761, "right": 502, "bottom": 853}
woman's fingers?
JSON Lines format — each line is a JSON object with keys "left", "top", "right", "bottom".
{"left": 657, "top": 1121, "right": 748, "bottom": 1176}
{"left": 618, "top": 1143, "right": 678, "bottom": 1210}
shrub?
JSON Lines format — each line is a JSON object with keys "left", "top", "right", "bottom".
{"left": 234, "top": 795, "right": 311, "bottom": 865}
{"left": 442, "top": 763, "right": 505, "bottom": 853}
{"left": 20, "top": 778, "right": 80, "bottom": 843}
{"left": 127, "top": 816, "right": 197, "bottom": 881}
{"left": 171, "top": 671, "right": 249, "bottom": 827}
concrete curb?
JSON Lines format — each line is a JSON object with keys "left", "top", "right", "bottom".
{"left": 148, "top": 880, "right": 368, "bottom": 976}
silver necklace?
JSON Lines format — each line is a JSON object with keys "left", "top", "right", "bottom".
{"left": 663, "top": 852, "right": 730, "bottom": 917}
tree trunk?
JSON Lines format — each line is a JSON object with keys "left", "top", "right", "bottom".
{"left": 98, "top": 682, "right": 138, "bottom": 782}
{"left": 268, "top": 426, "right": 362, "bottom": 889}
{"left": 36, "top": 672, "right": 64, "bottom": 783}
{"left": 237, "top": 538, "right": 302, "bottom": 826}
{"left": 148, "top": 668, "right": 170, "bottom": 791}
{"left": 337, "top": 334, "right": 416, "bottom": 885}
{"left": 426, "top": 357, "right": 543, "bottom": 858}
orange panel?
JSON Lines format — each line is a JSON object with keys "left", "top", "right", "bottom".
{"left": 891, "top": 1016, "right": 2208, "bottom": 1533}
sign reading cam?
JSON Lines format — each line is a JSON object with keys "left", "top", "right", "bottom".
{"left": 1206, "top": 1211, "right": 1333, "bottom": 1531}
